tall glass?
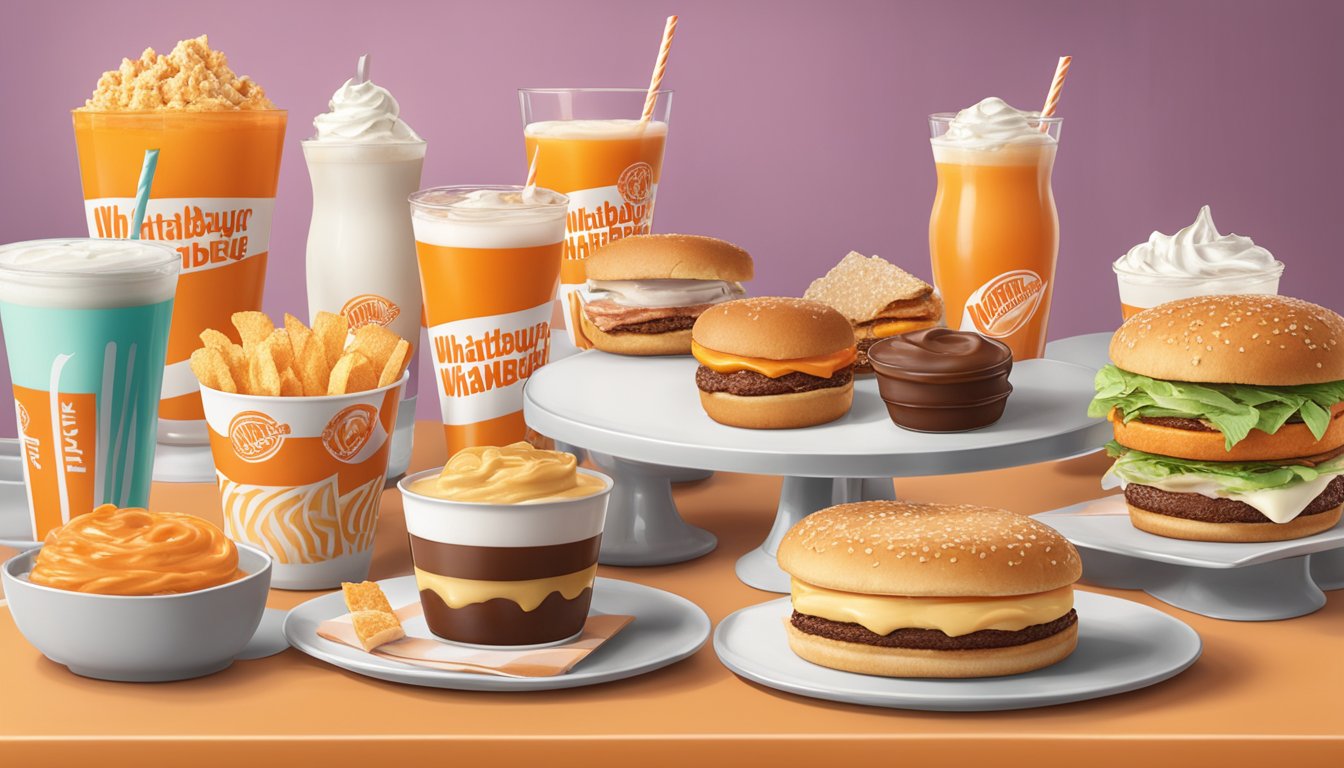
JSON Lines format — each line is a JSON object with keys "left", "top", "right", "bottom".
{"left": 409, "top": 185, "right": 569, "bottom": 454}
{"left": 73, "top": 109, "right": 287, "bottom": 446}
{"left": 518, "top": 88, "right": 672, "bottom": 346}
{"left": 0, "top": 238, "right": 179, "bottom": 539}
{"left": 929, "top": 116, "right": 1061, "bottom": 360}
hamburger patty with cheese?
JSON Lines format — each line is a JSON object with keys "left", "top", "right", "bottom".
{"left": 790, "top": 609, "right": 1078, "bottom": 651}
{"left": 694, "top": 366, "right": 853, "bottom": 397}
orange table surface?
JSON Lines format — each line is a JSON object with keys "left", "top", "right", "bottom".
{"left": 1, "top": 421, "right": 1341, "bottom": 767}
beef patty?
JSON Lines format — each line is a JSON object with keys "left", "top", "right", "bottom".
{"left": 604, "top": 316, "right": 697, "bottom": 335}
{"left": 695, "top": 365, "right": 853, "bottom": 398}
{"left": 855, "top": 337, "right": 878, "bottom": 372}
{"left": 791, "top": 609, "right": 1077, "bottom": 650}
{"left": 1125, "top": 475, "right": 1344, "bottom": 523}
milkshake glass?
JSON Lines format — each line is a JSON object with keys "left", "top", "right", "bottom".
{"left": 929, "top": 98, "right": 1060, "bottom": 360}
{"left": 519, "top": 89, "right": 672, "bottom": 345}
{"left": 0, "top": 239, "right": 179, "bottom": 539}
{"left": 304, "top": 62, "right": 425, "bottom": 479}
{"left": 409, "top": 186, "right": 568, "bottom": 454}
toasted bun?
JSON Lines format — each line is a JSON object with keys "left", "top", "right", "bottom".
{"left": 778, "top": 501, "right": 1081, "bottom": 596}
{"left": 1110, "top": 403, "right": 1344, "bottom": 461}
{"left": 692, "top": 297, "right": 854, "bottom": 360}
{"left": 578, "top": 313, "right": 691, "bottom": 356}
{"left": 803, "top": 252, "right": 937, "bottom": 323}
{"left": 1111, "top": 295, "right": 1344, "bottom": 385}
{"left": 586, "top": 234, "right": 754, "bottom": 282}
{"left": 785, "top": 621, "right": 1077, "bottom": 678}
{"left": 1128, "top": 503, "right": 1342, "bottom": 543}
{"left": 698, "top": 384, "right": 852, "bottom": 429}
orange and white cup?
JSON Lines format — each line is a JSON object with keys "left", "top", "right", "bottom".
{"left": 73, "top": 110, "right": 287, "bottom": 445}
{"left": 410, "top": 186, "right": 568, "bottom": 455}
{"left": 519, "top": 89, "right": 672, "bottom": 346}
{"left": 198, "top": 373, "right": 405, "bottom": 590}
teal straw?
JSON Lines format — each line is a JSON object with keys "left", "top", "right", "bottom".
{"left": 128, "top": 148, "right": 159, "bottom": 240}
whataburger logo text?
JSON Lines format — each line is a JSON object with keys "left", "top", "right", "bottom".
{"left": 229, "top": 411, "right": 291, "bottom": 463}
{"left": 963, "top": 270, "right": 1047, "bottom": 339}
{"left": 433, "top": 321, "right": 551, "bottom": 399}
{"left": 563, "top": 162, "right": 656, "bottom": 260}
{"left": 88, "top": 199, "right": 265, "bottom": 272}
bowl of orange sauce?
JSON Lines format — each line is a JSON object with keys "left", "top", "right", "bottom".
{"left": 3, "top": 504, "right": 272, "bottom": 681}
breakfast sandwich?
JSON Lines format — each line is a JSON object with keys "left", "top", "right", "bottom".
{"left": 804, "top": 252, "right": 943, "bottom": 373}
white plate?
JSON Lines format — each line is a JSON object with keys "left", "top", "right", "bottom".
{"left": 284, "top": 576, "right": 710, "bottom": 691}
{"left": 1035, "top": 495, "right": 1344, "bottom": 569}
{"left": 714, "top": 591, "right": 1200, "bottom": 711}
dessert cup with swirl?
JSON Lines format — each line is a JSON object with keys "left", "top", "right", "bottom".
{"left": 2, "top": 505, "right": 272, "bottom": 681}
{"left": 1114, "top": 205, "right": 1284, "bottom": 320}
{"left": 398, "top": 443, "right": 612, "bottom": 647}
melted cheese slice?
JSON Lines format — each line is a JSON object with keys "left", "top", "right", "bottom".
{"left": 691, "top": 341, "right": 857, "bottom": 379}
{"left": 1110, "top": 472, "right": 1339, "bottom": 524}
{"left": 871, "top": 318, "right": 939, "bottom": 338}
{"left": 791, "top": 579, "right": 1074, "bottom": 637}
{"left": 414, "top": 565, "right": 596, "bottom": 611}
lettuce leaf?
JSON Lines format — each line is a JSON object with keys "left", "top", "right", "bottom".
{"left": 1088, "top": 364, "right": 1344, "bottom": 449}
{"left": 1105, "top": 441, "right": 1344, "bottom": 494}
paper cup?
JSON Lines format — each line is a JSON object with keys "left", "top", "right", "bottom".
{"left": 397, "top": 467, "right": 612, "bottom": 646}
{"left": 1114, "top": 265, "right": 1283, "bottom": 320}
{"left": 199, "top": 373, "right": 406, "bottom": 590}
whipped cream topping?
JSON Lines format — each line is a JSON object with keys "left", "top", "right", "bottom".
{"left": 313, "top": 69, "right": 419, "bottom": 142}
{"left": 1114, "top": 205, "right": 1282, "bottom": 278}
{"left": 931, "top": 97, "right": 1056, "bottom": 150}
{"left": 0, "top": 238, "right": 180, "bottom": 309}
{"left": 586, "top": 279, "right": 744, "bottom": 309}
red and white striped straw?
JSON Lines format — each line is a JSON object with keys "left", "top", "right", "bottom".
{"left": 523, "top": 145, "right": 540, "bottom": 198}
{"left": 1039, "top": 55, "right": 1072, "bottom": 127}
{"left": 640, "top": 15, "right": 678, "bottom": 123}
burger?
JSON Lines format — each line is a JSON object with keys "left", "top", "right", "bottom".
{"left": 779, "top": 501, "right": 1082, "bottom": 678}
{"left": 804, "top": 252, "right": 943, "bottom": 373}
{"left": 1089, "top": 295, "right": 1344, "bottom": 542}
{"left": 691, "top": 297, "right": 856, "bottom": 429}
{"left": 578, "top": 234, "right": 753, "bottom": 355}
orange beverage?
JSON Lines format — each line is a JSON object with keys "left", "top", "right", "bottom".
{"left": 928, "top": 99, "right": 1061, "bottom": 361}
{"left": 520, "top": 88, "right": 672, "bottom": 345}
{"left": 73, "top": 110, "right": 287, "bottom": 442}
{"left": 410, "top": 186, "right": 569, "bottom": 454}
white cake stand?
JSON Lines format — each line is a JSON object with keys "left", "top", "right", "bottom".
{"left": 524, "top": 353, "right": 1111, "bottom": 587}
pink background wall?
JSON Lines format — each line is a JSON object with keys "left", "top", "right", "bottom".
{"left": 1, "top": 0, "right": 1341, "bottom": 436}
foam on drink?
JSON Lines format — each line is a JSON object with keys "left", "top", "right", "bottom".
{"left": 0, "top": 239, "right": 179, "bottom": 308}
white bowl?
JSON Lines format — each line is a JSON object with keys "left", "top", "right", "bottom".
{"left": 2, "top": 543, "right": 272, "bottom": 681}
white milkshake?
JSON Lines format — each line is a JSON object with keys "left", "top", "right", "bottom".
{"left": 304, "top": 57, "right": 425, "bottom": 478}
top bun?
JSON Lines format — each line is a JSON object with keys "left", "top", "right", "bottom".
{"left": 778, "top": 501, "right": 1081, "bottom": 597}
{"left": 1112, "top": 295, "right": 1344, "bottom": 385}
{"left": 586, "top": 234, "right": 754, "bottom": 282}
{"left": 692, "top": 297, "right": 854, "bottom": 360}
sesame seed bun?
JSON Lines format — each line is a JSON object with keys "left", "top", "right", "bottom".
{"left": 1111, "top": 295, "right": 1344, "bottom": 385}
{"left": 692, "top": 297, "right": 855, "bottom": 360}
{"left": 777, "top": 501, "right": 1082, "bottom": 597}
{"left": 1109, "top": 403, "right": 1344, "bottom": 461}
{"left": 784, "top": 620, "right": 1078, "bottom": 679}
{"left": 698, "top": 383, "right": 853, "bottom": 429}
{"left": 586, "top": 234, "right": 754, "bottom": 282}
{"left": 1126, "top": 502, "right": 1342, "bottom": 543}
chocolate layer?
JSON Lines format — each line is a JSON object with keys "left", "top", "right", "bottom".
{"left": 421, "top": 587, "right": 593, "bottom": 646}
{"left": 694, "top": 365, "right": 853, "bottom": 397}
{"left": 1125, "top": 478, "right": 1343, "bottom": 523}
{"left": 408, "top": 534, "right": 601, "bottom": 581}
{"left": 790, "top": 609, "right": 1077, "bottom": 650}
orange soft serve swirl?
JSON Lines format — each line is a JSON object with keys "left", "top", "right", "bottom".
{"left": 691, "top": 341, "right": 856, "bottom": 379}
{"left": 409, "top": 442, "right": 604, "bottom": 503}
{"left": 29, "top": 505, "right": 243, "bottom": 595}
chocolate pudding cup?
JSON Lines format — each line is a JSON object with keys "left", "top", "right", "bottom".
{"left": 397, "top": 468, "right": 612, "bottom": 647}
{"left": 869, "top": 329, "right": 1013, "bottom": 432}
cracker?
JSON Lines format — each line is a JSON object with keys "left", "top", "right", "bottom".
{"left": 349, "top": 610, "right": 405, "bottom": 651}
{"left": 803, "top": 252, "right": 936, "bottom": 323}
{"left": 342, "top": 581, "right": 395, "bottom": 614}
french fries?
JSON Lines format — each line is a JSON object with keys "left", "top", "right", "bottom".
{"left": 187, "top": 311, "right": 413, "bottom": 397}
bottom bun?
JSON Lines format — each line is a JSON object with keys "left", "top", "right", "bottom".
{"left": 785, "top": 622, "right": 1078, "bottom": 678}
{"left": 1128, "top": 503, "right": 1343, "bottom": 543}
{"left": 698, "top": 382, "right": 853, "bottom": 429}
{"left": 579, "top": 313, "right": 691, "bottom": 356}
